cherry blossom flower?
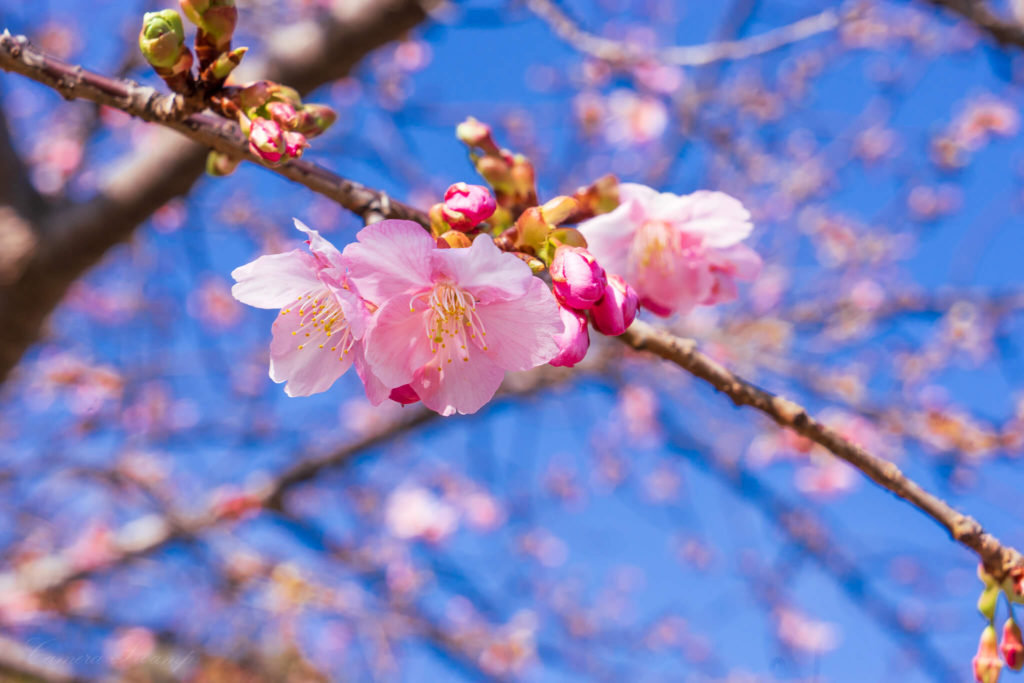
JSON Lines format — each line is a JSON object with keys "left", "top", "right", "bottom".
{"left": 385, "top": 486, "right": 459, "bottom": 542}
{"left": 232, "top": 220, "right": 386, "bottom": 400}
{"left": 343, "top": 220, "right": 561, "bottom": 416}
{"left": 549, "top": 305, "right": 589, "bottom": 368}
{"left": 578, "top": 183, "right": 760, "bottom": 316}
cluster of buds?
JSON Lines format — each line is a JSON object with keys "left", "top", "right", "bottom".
{"left": 231, "top": 81, "right": 336, "bottom": 167}
{"left": 973, "top": 565, "right": 1024, "bottom": 682}
{"left": 180, "top": 0, "right": 237, "bottom": 72}
{"left": 140, "top": 1, "right": 244, "bottom": 94}
{"left": 549, "top": 245, "right": 638, "bottom": 367}
{"left": 456, "top": 117, "right": 537, "bottom": 229}
{"left": 448, "top": 119, "right": 638, "bottom": 368}
{"left": 430, "top": 183, "right": 497, "bottom": 239}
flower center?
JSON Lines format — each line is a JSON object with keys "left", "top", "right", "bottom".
{"left": 631, "top": 220, "right": 702, "bottom": 274}
{"left": 413, "top": 282, "right": 487, "bottom": 366}
{"left": 281, "top": 287, "right": 355, "bottom": 361}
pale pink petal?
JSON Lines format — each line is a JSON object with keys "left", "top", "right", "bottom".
{"left": 576, "top": 201, "right": 636, "bottom": 277}
{"left": 714, "top": 244, "right": 762, "bottom": 280}
{"left": 411, "top": 344, "right": 506, "bottom": 416}
{"left": 634, "top": 253, "right": 711, "bottom": 316}
{"left": 268, "top": 303, "right": 353, "bottom": 396}
{"left": 323, "top": 276, "right": 371, "bottom": 340}
{"left": 673, "top": 191, "right": 753, "bottom": 248}
{"left": 231, "top": 250, "right": 318, "bottom": 309}
{"left": 474, "top": 278, "right": 561, "bottom": 371}
{"left": 293, "top": 219, "right": 344, "bottom": 271}
{"left": 431, "top": 235, "right": 531, "bottom": 303}
{"left": 342, "top": 220, "right": 435, "bottom": 304}
{"left": 363, "top": 294, "right": 434, "bottom": 388}
{"left": 352, "top": 344, "right": 392, "bottom": 405}
{"left": 618, "top": 182, "right": 661, "bottom": 206}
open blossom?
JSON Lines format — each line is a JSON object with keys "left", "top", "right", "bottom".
{"left": 343, "top": 220, "right": 561, "bottom": 416}
{"left": 578, "top": 183, "right": 760, "bottom": 316}
{"left": 232, "top": 220, "right": 386, "bottom": 399}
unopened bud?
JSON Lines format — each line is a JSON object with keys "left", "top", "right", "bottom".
{"left": 551, "top": 245, "right": 607, "bottom": 309}
{"left": 590, "top": 274, "right": 639, "bottom": 336}
{"left": 975, "top": 625, "right": 1004, "bottom": 683}
{"left": 510, "top": 154, "right": 536, "bottom": 203}
{"left": 980, "top": 585, "right": 1000, "bottom": 621}
{"left": 550, "top": 305, "right": 590, "bottom": 368}
{"left": 139, "top": 10, "right": 186, "bottom": 69}
{"left": 295, "top": 104, "right": 337, "bottom": 138}
{"left": 1003, "top": 619, "right": 1024, "bottom": 671}
{"left": 540, "top": 196, "right": 579, "bottom": 226}
{"left": 267, "top": 101, "right": 299, "bottom": 129}
{"left": 456, "top": 117, "right": 500, "bottom": 155}
{"left": 248, "top": 117, "right": 285, "bottom": 164}
{"left": 442, "top": 183, "right": 496, "bottom": 231}
{"left": 283, "top": 131, "right": 308, "bottom": 160}
{"left": 208, "top": 45, "right": 246, "bottom": 80}
{"left": 237, "top": 81, "right": 274, "bottom": 112}
{"left": 205, "top": 150, "right": 240, "bottom": 176}
{"left": 181, "top": 0, "right": 237, "bottom": 47}
{"left": 439, "top": 230, "right": 472, "bottom": 248}
{"left": 476, "top": 155, "right": 513, "bottom": 193}
{"left": 515, "top": 207, "right": 549, "bottom": 252}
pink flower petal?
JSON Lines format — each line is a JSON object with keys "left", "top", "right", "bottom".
{"left": 363, "top": 294, "right": 434, "bottom": 388}
{"left": 353, "top": 344, "right": 392, "bottom": 405}
{"left": 411, "top": 344, "right": 506, "bottom": 416}
{"left": 431, "top": 235, "right": 531, "bottom": 303}
{"left": 343, "top": 220, "right": 435, "bottom": 304}
{"left": 575, "top": 201, "right": 636, "bottom": 277}
{"left": 474, "top": 278, "right": 561, "bottom": 371}
{"left": 672, "top": 190, "right": 752, "bottom": 249}
{"left": 293, "top": 219, "right": 344, "bottom": 271}
{"left": 268, "top": 303, "right": 354, "bottom": 396}
{"left": 231, "top": 250, "right": 318, "bottom": 309}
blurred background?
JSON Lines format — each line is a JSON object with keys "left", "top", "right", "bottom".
{"left": 2, "top": 0, "right": 1024, "bottom": 680}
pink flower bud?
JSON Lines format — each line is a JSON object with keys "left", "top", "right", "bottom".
{"left": 266, "top": 101, "right": 299, "bottom": 129}
{"left": 456, "top": 117, "right": 500, "bottom": 155}
{"left": 283, "top": 131, "right": 308, "bottom": 159}
{"left": 1003, "top": 619, "right": 1024, "bottom": 671}
{"left": 975, "top": 625, "right": 1004, "bottom": 683}
{"left": 389, "top": 384, "right": 421, "bottom": 405}
{"left": 590, "top": 274, "right": 639, "bottom": 336}
{"left": 550, "top": 246, "right": 607, "bottom": 309}
{"left": 442, "top": 183, "right": 496, "bottom": 231}
{"left": 248, "top": 117, "right": 285, "bottom": 164}
{"left": 549, "top": 305, "right": 590, "bottom": 367}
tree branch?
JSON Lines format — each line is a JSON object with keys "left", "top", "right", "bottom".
{"left": 525, "top": 0, "right": 844, "bottom": 67}
{"left": 0, "top": 0, "right": 432, "bottom": 385}
{"left": 923, "top": 0, "right": 1024, "bottom": 47}
{"left": 619, "top": 319, "right": 1023, "bottom": 580}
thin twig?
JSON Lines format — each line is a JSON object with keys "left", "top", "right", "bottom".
{"left": 525, "top": 0, "right": 843, "bottom": 67}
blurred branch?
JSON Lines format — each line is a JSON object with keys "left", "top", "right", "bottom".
{"left": 619, "top": 319, "right": 1024, "bottom": 580}
{"left": 659, "top": 422, "right": 959, "bottom": 681}
{"left": 0, "top": 635, "right": 79, "bottom": 683}
{"left": 525, "top": 0, "right": 843, "bottom": 66}
{"left": 923, "top": 0, "right": 1024, "bottom": 47}
{"left": 0, "top": 0, "right": 432, "bottom": 386}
